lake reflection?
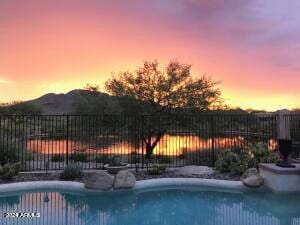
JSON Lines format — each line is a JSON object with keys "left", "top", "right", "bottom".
{"left": 27, "top": 135, "right": 275, "bottom": 156}
{"left": 1, "top": 189, "right": 300, "bottom": 225}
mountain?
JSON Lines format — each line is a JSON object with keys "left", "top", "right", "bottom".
{"left": 25, "top": 89, "right": 121, "bottom": 114}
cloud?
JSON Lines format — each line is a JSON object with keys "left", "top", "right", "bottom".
{"left": 163, "top": 0, "right": 300, "bottom": 72}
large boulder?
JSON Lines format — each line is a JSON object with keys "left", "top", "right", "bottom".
{"left": 85, "top": 171, "right": 114, "bottom": 191}
{"left": 114, "top": 170, "right": 136, "bottom": 189}
{"left": 174, "top": 166, "right": 214, "bottom": 177}
{"left": 241, "top": 168, "right": 264, "bottom": 188}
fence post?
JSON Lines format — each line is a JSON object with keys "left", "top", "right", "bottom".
{"left": 141, "top": 115, "right": 144, "bottom": 169}
{"left": 210, "top": 115, "right": 215, "bottom": 167}
{"left": 66, "top": 115, "right": 69, "bottom": 166}
{"left": 277, "top": 109, "right": 290, "bottom": 140}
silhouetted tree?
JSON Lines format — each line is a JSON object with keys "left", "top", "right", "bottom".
{"left": 0, "top": 101, "right": 42, "bottom": 115}
{"left": 84, "top": 83, "right": 100, "bottom": 93}
{"left": 105, "top": 60, "right": 222, "bottom": 160}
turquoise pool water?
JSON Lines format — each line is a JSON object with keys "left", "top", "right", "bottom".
{"left": 1, "top": 187, "right": 300, "bottom": 225}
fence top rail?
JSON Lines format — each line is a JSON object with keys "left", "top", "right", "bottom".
{"left": 0, "top": 113, "right": 278, "bottom": 117}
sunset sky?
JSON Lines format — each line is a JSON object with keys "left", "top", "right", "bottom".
{"left": 0, "top": 0, "right": 299, "bottom": 111}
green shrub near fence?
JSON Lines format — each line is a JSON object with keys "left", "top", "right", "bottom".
{"left": 70, "top": 153, "right": 88, "bottom": 162}
{"left": 215, "top": 142, "right": 280, "bottom": 175}
{"left": 0, "top": 162, "right": 21, "bottom": 180}
{"left": 60, "top": 164, "right": 83, "bottom": 181}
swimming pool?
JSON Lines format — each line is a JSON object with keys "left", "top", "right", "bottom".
{"left": 1, "top": 185, "right": 300, "bottom": 225}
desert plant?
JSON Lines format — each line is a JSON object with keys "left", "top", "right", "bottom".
{"left": 0, "top": 162, "right": 21, "bottom": 180}
{"left": 248, "top": 143, "right": 280, "bottom": 168}
{"left": 11, "top": 162, "right": 21, "bottom": 173}
{"left": 108, "top": 156, "right": 123, "bottom": 166}
{"left": 51, "top": 154, "right": 65, "bottom": 162}
{"left": 215, "top": 143, "right": 280, "bottom": 175}
{"left": 147, "top": 164, "right": 166, "bottom": 175}
{"left": 70, "top": 153, "right": 88, "bottom": 162}
{"left": 215, "top": 149, "right": 250, "bottom": 175}
{"left": 0, "top": 138, "right": 21, "bottom": 165}
{"left": 60, "top": 164, "right": 83, "bottom": 181}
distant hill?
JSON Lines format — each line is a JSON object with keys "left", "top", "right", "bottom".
{"left": 1, "top": 89, "right": 260, "bottom": 115}
{"left": 0, "top": 89, "right": 152, "bottom": 115}
{"left": 25, "top": 89, "right": 122, "bottom": 114}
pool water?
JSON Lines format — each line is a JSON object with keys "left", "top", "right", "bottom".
{"left": 1, "top": 187, "right": 300, "bottom": 225}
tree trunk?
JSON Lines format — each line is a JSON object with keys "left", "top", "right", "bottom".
{"left": 145, "top": 143, "right": 154, "bottom": 161}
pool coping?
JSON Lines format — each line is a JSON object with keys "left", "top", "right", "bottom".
{"left": 0, "top": 178, "right": 252, "bottom": 195}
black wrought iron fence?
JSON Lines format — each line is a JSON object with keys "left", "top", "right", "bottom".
{"left": 0, "top": 114, "right": 278, "bottom": 171}
{"left": 288, "top": 113, "right": 300, "bottom": 160}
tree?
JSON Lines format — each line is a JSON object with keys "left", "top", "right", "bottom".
{"left": 0, "top": 101, "right": 42, "bottom": 115}
{"left": 105, "top": 60, "right": 222, "bottom": 160}
{"left": 84, "top": 83, "right": 100, "bottom": 93}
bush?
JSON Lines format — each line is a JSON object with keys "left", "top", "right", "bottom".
{"left": 0, "top": 162, "right": 21, "bottom": 180}
{"left": 215, "top": 143, "right": 280, "bottom": 176}
{"left": 147, "top": 164, "right": 166, "bottom": 175}
{"left": 0, "top": 138, "right": 21, "bottom": 165}
{"left": 70, "top": 153, "right": 88, "bottom": 162}
{"left": 60, "top": 164, "right": 83, "bottom": 181}
{"left": 215, "top": 149, "right": 249, "bottom": 175}
{"left": 248, "top": 143, "right": 280, "bottom": 168}
{"left": 51, "top": 154, "right": 65, "bottom": 162}
{"left": 108, "top": 156, "right": 123, "bottom": 166}
{"left": 1, "top": 168, "right": 16, "bottom": 180}
{"left": 11, "top": 162, "right": 21, "bottom": 173}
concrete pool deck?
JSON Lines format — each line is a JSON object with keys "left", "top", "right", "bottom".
{"left": 0, "top": 178, "right": 253, "bottom": 196}
{"left": 259, "top": 163, "right": 300, "bottom": 192}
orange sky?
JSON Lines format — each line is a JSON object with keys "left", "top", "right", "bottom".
{"left": 0, "top": 0, "right": 299, "bottom": 111}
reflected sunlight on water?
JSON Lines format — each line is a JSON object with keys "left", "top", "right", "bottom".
{"left": 27, "top": 135, "right": 275, "bottom": 156}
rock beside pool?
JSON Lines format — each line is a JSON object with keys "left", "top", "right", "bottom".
{"left": 84, "top": 171, "right": 114, "bottom": 191}
{"left": 241, "top": 168, "right": 264, "bottom": 188}
{"left": 174, "top": 166, "right": 214, "bottom": 177}
{"left": 114, "top": 170, "right": 136, "bottom": 189}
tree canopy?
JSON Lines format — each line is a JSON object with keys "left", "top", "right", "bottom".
{"left": 105, "top": 60, "right": 222, "bottom": 114}
{"left": 105, "top": 60, "right": 223, "bottom": 160}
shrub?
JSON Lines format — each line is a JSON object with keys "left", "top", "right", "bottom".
{"left": 70, "top": 153, "right": 88, "bottom": 162}
{"left": 11, "top": 162, "right": 21, "bottom": 173}
{"left": 248, "top": 143, "right": 280, "bottom": 168}
{"left": 1, "top": 168, "right": 16, "bottom": 180}
{"left": 0, "top": 138, "right": 20, "bottom": 165}
{"left": 147, "top": 164, "right": 166, "bottom": 175}
{"left": 60, "top": 164, "right": 83, "bottom": 181}
{"left": 108, "top": 156, "right": 123, "bottom": 166}
{"left": 215, "top": 149, "right": 249, "bottom": 175}
{"left": 51, "top": 154, "right": 65, "bottom": 162}
{"left": 215, "top": 143, "right": 280, "bottom": 176}
{"left": 0, "top": 162, "right": 21, "bottom": 180}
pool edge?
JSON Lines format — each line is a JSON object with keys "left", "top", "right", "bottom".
{"left": 0, "top": 178, "right": 253, "bottom": 195}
